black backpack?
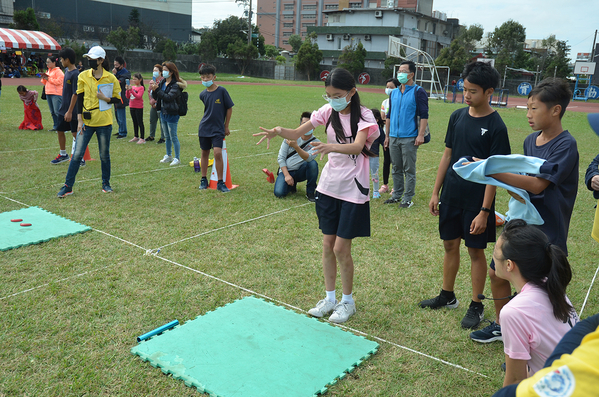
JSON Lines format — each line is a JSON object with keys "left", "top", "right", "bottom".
{"left": 177, "top": 91, "right": 189, "bottom": 116}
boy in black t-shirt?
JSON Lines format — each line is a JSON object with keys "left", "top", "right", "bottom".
{"left": 198, "top": 64, "right": 234, "bottom": 193}
{"left": 419, "top": 62, "right": 511, "bottom": 330}
{"left": 470, "top": 78, "right": 579, "bottom": 343}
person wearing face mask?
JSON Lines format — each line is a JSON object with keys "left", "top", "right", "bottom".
{"left": 383, "top": 60, "right": 429, "bottom": 209}
{"left": 274, "top": 111, "right": 320, "bottom": 201}
{"left": 379, "top": 77, "right": 400, "bottom": 195}
{"left": 147, "top": 64, "right": 165, "bottom": 143}
{"left": 57, "top": 46, "right": 122, "bottom": 197}
{"left": 112, "top": 56, "right": 130, "bottom": 139}
{"left": 197, "top": 64, "right": 234, "bottom": 192}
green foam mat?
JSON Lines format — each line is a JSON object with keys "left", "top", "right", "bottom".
{"left": 131, "top": 296, "right": 379, "bottom": 396}
{"left": 0, "top": 206, "right": 91, "bottom": 251}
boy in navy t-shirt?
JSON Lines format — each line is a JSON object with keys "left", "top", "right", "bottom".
{"left": 470, "top": 78, "right": 579, "bottom": 344}
{"left": 419, "top": 61, "right": 511, "bottom": 330}
{"left": 197, "top": 64, "right": 234, "bottom": 193}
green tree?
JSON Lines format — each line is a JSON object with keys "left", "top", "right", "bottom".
{"left": 227, "top": 38, "right": 259, "bottom": 75}
{"left": 106, "top": 26, "right": 140, "bottom": 56}
{"left": 382, "top": 55, "right": 404, "bottom": 79}
{"left": 129, "top": 8, "right": 140, "bottom": 27}
{"left": 11, "top": 7, "right": 40, "bottom": 30}
{"left": 212, "top": 16, "right": 250, "bottom": 57}
{"left": 288, "top": 34, "right": 302, "bottom": 53}
{"left": 198, "top": 31, "right": 218, "bottom": 60}
{"left": 162, "top": 39, "right": 178, "bottom": 61}
{"left": 295, "top": 32, "right": 323, "bottom": 81}
{"left": 486, "top": 20, "right": 526, "bottom": 73}
{"left": 338, "top": 41, "right": 367, "bottom": 76}
{"left": 458, "top": 24, "right": 484, "bottom": 54}
{"left": 264, "top": 44, "right": 279, "bottom": 59}
{"left": 538, "top": 36, "right": 571, "bottom": 79}
{"left": 435, "top": 40, "right": 469, "bottom": 75}
{"left": 178, "top": 42, "right": 200, "bottom": 55}
{"left": 61, "top": 39, "right": 87, "bottom": 62}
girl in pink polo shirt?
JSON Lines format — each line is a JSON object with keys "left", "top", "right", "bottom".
{"left": 126, "top": 73, "right": 146, "bottom": 143}
{"left": 256, "top": 68, "right": 379, "bottom": 323}
{"left": 493, "top": 219, "right": 579, "bottom": 387}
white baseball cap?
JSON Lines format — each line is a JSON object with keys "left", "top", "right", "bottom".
{"left": 83, "top": 46, "right": 106, "bottom": 60}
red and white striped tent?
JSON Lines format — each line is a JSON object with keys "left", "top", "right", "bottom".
{"left": 0, "top": 28, "right": 61, "bottom": 51}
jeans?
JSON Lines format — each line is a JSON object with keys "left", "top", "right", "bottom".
{"left": 161, "top": 113, "right": 180, "bottom": 159}
{"left": 46, "top": 94, "right": 62, "bottom": 130}
{"left": 389, "top": 136, "right": 419, "bottom": 203}
{"left": 274, "top": 160, "right": 318, "bottom": 198}
{"left": 369, "top": 156, "right": 380, "bottom": 192}
{"left": 149, "top": 107, "right": 164, "bottom": 139}
{"left": 65, "top": 125, "right": 112, "bottom": 187}
{"left": 114, "top": 107, "right": 127, "bottom": 136}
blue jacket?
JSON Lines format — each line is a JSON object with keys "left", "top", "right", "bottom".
{"left": 388, "top": 84, "right": 428, "bottom": 138}
{"left": 453, "top": 154, "right": 558, "bottom": 225}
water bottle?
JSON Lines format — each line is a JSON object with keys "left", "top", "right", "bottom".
{"left": 193, "top": 157, "right": 200, "bottom": 172}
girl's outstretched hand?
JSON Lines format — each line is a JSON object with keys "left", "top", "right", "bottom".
{"left": 311, "top": 141, "right": 331, "bottom": 161}
{"left": 254, "top": 127, "right": 280, "bottom": 149}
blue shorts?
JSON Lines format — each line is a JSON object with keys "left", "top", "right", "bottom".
{"left": 315, "top": 192, "right": 370, "bottom": 239}
{"left": 199, "top": 136, "right": 224, "bottom": 151}
{"left": 439, "top": 203, "right": 496, "bottom": 249}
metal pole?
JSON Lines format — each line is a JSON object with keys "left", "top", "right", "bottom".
{"left": 535, "top": 65, "right": 539, "bottom": 86}
{"left": 554, "top": 66, "right": 557, "bottom": 78}
{"left": 248, "top": 0, "right": 253, "bottom": 46}
{"left": 591, "top": 29, "right": 597, "bottom": 62}
{"left": 503, "top": 65, "right": 507, "bottom": 88}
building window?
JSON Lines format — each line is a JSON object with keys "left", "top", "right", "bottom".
{"left": 284, "top": 4, "right": 294, "bottom": 10}
{"left": 325, "top": 4, "right": 338, "bottom": 9}
{"left": 99, "top": 27, "right": 109, "bottom": 33}
{"left": 283, "top": 31, "right": 292, "bottom": 37}
{"left": 302, "top": 23, "right": 315, "bottom": 27}
{"left": 337, "top": 37, "right": 342, "bottom": 50}
{"left": 350, "top": 2, "right": 361, "bottom": 8}
{"left": 302, "top": 13, "right": 316, "bottom": 19}
{"left": 83, "top": 25, "right": 95, "bottom": 32}
{"left": 284, "top": 23, "right": 293, "bottom": 27}
{"left": 283, "top": 40, "right": 289, "bottom": 44}
{"left": 284, "top": 15, "right": 294, "bottom": 19}
{"left": 303, "top": 4, "right": 317, "bottom": 10}
{"left": 329, "top": 14, "right": 340, "bottom": 23}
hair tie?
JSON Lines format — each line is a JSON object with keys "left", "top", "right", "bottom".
{"left": 545, "top": 242, "right": 552, "bottom": 251}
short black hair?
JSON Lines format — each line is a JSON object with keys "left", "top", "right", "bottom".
{"left": 529, "top": 78, "right": 571, "bottom": 119}
{"left": 386, "top": 77, "right": 400, "bottom": 88}
{"left": 400, "top": 60, "right": 416, "bottom": 74}
{"left": 300, "top": 111, "right": 312, "bottom": 123}
{"left": 114, "top": 56, "right": 125, "bottom": 66}
{"left": 200, "top": 64, "right": 216, "bottom": 75}
{"left": 58, "top": 47, "right": 76, "bottom": 65}
{"left": 462, "top": 61, "right": 500, "bottom": 92}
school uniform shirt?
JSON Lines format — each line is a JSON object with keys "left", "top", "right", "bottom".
{"left": 440, "top": 107, "right": 511, "bottom": 212}
{"left": 198, "top": 86, "right": 234, "bottom": 138}
{"left": 59, "top": 68, "right": 79, "bottom": 117}
{"left": 501, "top": 282, "right": 579, "bottom": 375}
{"left": 76, "top": 68, "right": 121, "bottom": 127}
{"left": 126, "top": 86, "right": 145, "bottom": 109}
{"left": 310, "top": 104, "right": 379, "bottom": 204}
{"left": 523, "top": 131, "right": 578, "bottom": 255}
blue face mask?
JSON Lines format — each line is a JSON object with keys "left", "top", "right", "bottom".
{"left": 397, "top": 72, "right": 409, "bottom": 84}
{"left": 385, "top": 88, "right": 393, "bottom": 96}
{"left": 162, "top": 70, "right": 170, "bottom": 78}
{"left": 152, "top": 71, "right": 159, "bottom": 78}
{"left": 202, "top": 80, "right": 213, "bottom": 88}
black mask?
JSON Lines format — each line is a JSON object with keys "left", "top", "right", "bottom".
{"left": 87, "top": 58, "right": 99, "bottom": 70}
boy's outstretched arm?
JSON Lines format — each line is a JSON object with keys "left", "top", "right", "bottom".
{"left": 490, "top": 173, "right": 550, "bottom": 195}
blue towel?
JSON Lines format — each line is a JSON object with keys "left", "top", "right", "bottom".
{"left": 453, "top": 154, "right": 558, "bottom": 225}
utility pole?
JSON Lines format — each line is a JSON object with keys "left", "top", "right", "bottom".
{"left": 592, "top": 29, "right": 598, "bottom": 63}
{"left": 247, "top": 0, "right": 253, "bottom": 46}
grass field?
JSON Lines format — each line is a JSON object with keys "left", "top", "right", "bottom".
{"left": 1, "top": 79, "right": 598, "bottom": 397}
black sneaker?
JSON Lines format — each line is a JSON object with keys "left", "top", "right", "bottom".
{"left": 157, "top": 138, "right": 165, "bottom": 144}
{"left": 113, "top": 132, "right": 120, "bottom": 137}
{"left": 470, "top": 321, "right": 502, "bottom": 343}
{"left": 57, "top": 184, "right": 73, "bottom": 198}
{"left": 217, "top": 181, "right": 230, "bottom": 193}
{"left": 116, "top": 135, "right": 127, "bottom": 139}
{"left": 384, "top": 198, "right": 401, "bottom": 204}
{"left": 419, "top": 292, "right": 459, "bottom": 309}
{"left": 102, "top": 185, "right": 113, "bottom": 193}
{"left": 461, "top": 303, "right": 484, "bottom": 329}
{"left": 199, "top": 177, "right": 208, "bottom": 190}
{"left": 80, "top": 159, "right": 86, "bottom": 167}
{"left": 306, "top": 193, "right": 316, "bottom": 202}
{"left": 146, "top": 136, "right": 155, "bottom": 141}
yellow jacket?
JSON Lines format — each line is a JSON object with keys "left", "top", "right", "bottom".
{"left": 76, "top": 68, "right": 121, "bottom": 127}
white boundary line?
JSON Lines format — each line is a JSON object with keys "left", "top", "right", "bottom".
{"left": 0, "top": 196, "right": 488, "bottom": 378}
{"left": 580, "top": 263, "right": 599, "bottom": 317}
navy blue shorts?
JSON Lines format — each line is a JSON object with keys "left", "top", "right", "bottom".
{"left": 439, "top": 203, "right": 496, "bottom": 249}
{"left": 56, "top": 114, "right": 78, "bottom": 133}
{"left": 199, "top": 136, "right": 224, "bottom": 151}
{"left": 315, "top": 191, "right": 370, "bottom": 239}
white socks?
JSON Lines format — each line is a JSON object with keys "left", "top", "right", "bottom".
{"left": 326, "top": 291, "right": 354, "bottom": 305}
{"left": 341, "top": 293, "right": 354, "bottom": 305}
{"left": 326, "top": 290, "right": 336, "bottom": 303}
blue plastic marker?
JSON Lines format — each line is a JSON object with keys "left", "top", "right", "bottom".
{"left": 137, "top": 319, "right": 179, "bottom": 342}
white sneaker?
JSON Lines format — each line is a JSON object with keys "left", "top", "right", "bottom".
{"left": 160, "top": 155, "right": 173, "bottom": 163}
{"left": 308, "top": 299, "right": 336, "bottom": 318}
{"left": 170, "top": 158, "right": 181, "bottom": 166}
{"left": 329, "top": 301, "right": 356, "bottom": 323}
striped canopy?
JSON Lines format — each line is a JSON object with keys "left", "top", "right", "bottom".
{"left": 0, "top": 28, "right": 61, "bottom": 51}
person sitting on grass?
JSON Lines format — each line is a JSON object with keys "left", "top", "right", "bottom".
{"left": 492, "top": 219, "right": 579, "bottom": 387}
{"left": 274, "top": 111, "right": 320, "bottom": 201}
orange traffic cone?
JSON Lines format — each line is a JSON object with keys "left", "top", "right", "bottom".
{"left": 83, "top": 146, "right": 93, "bottom": 161}
{"left": 208, "top": 139, "right": 238, "bottom": 190}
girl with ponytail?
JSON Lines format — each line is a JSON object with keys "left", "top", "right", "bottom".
{"left": 255, "top": 67, "right": 380, "bottom": 323}
{"left": 493, "top": 219, "right": 579, "bottom": 387}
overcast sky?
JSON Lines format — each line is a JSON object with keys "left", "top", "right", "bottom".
{"left": 192, "top": 0, "right": 598, "bottom": 60}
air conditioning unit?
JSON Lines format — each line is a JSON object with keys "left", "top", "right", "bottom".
{"left": 326, "top": 34, "right": 334, "bottom": 41}
{"left": 364, "top": 34, "right": 371, "bottom": 41}
{"left": 343, "top": 34, "right": 350, "bottom": 40}
{"left": 374, "top": 10, "right": 383, "bottom": 18}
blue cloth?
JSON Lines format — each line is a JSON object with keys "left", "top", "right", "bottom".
{"left": 65, "top": 125, "right": 112, "bottom": 187}
{"left": 452, "top": 154, "right": 558, "bottom": 225}
{"left": 387, "top": 84, "right": 428, "bottom": 138}
{"left": 114, "top": 107, "right": 127, "bottom": 136}
{"left": 161, "top": 113, "right": 180, "bottom": 159}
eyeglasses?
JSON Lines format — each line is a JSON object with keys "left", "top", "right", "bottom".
{"left": 398, "top": 70, "right": 411, "bottom": 74}
{"left": 322, "top": 91, "right": 350, "bottom": 101}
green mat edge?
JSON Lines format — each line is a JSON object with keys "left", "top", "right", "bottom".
{"left": 0, "top": 206, "right": 92, "bottom": 252}
{"left": 130, "top": 296, "right": 380, "bottom": 396}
